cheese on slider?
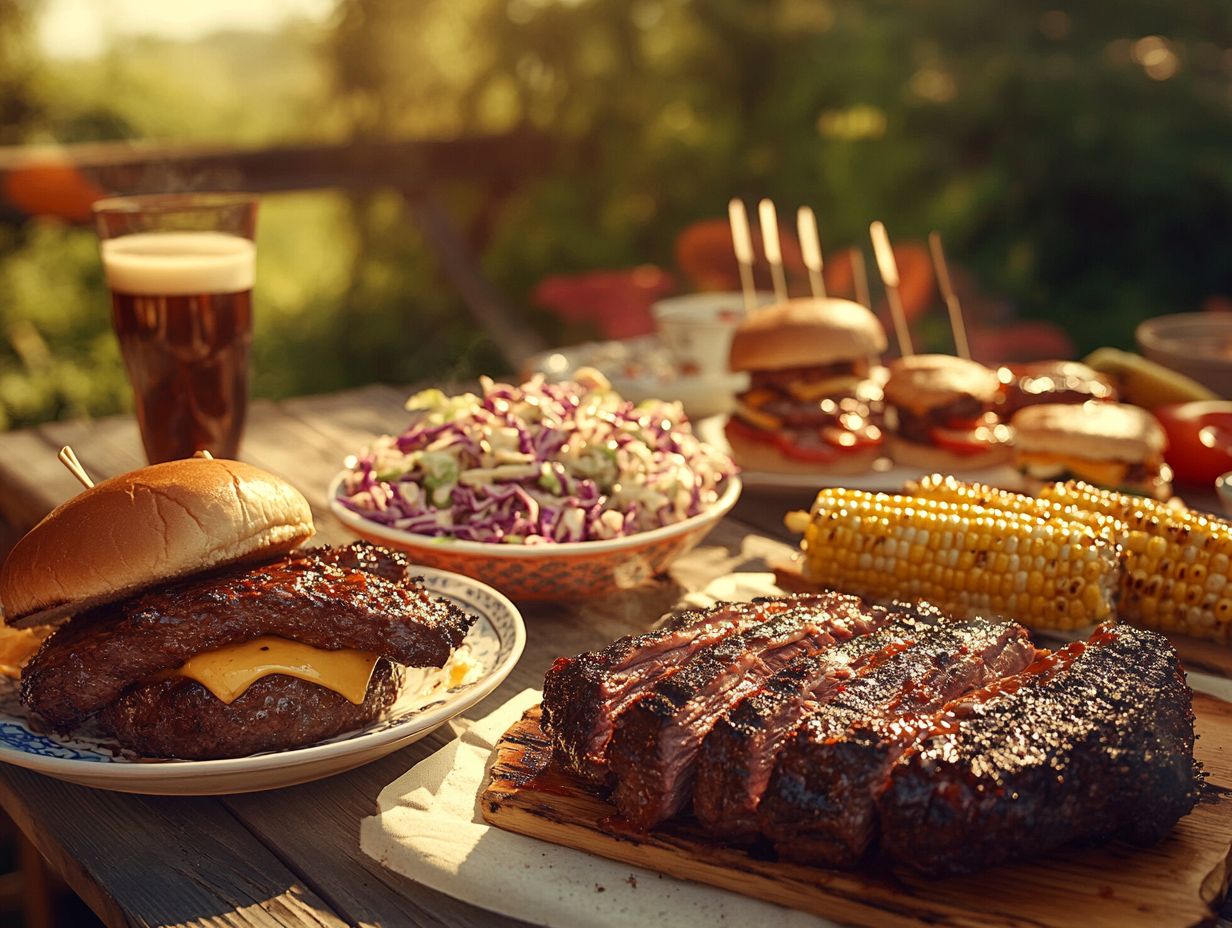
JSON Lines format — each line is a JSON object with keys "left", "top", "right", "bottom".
{"left": 170, "top": 636, "right": 379, "bottom": 705}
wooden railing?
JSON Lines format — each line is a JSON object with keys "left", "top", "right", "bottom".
{"left": 0, "top": 132, "right": 555, "bottom": 366}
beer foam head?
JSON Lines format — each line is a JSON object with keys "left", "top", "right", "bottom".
{"left": 101, "top": 231, "right": 255, "bottom": 296}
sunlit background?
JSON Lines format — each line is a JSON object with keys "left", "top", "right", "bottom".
{"left": 1, "top": 0, "right": 1229, "bottom": 430}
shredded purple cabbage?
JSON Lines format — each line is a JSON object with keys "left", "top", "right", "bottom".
{"left": 338, "top": 371, "right": 734, "bottom": 544}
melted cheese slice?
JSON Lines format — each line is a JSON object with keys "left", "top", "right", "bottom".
{"left": 172, "top": 637, "right": 379, "bottom": 705}
{"left": 1018, "top": 452, "right": 1129, "bottom": 487}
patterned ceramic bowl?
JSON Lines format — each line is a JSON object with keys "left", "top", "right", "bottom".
{"left": 327, "top": 474, "right": 742, "bottom": 601}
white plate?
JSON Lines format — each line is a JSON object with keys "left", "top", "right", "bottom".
{"left": 0, "top": 568, "right": 525, "bottom": 795}
{"left": 525, "top": 336, "right": 750, "bottom": 419}
{"left": 695, "top": 416, "right": 1025, "bottom": 493}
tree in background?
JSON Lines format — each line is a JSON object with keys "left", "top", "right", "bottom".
{"left": 327, "top": 0, "right": 1232, "bottom": 351}
{"left": 0, "top": 0, "right": 1229, "bottom": 429}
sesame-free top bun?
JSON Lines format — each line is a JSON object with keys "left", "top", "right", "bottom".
{"left": 883, "top": 354, "right": 1001, "bottom": 412}
{"left": 728, "top": 298, "right": 887, "bottom": 372}
{"left": 1012, "top": 402, "right": 1167, "bottom": 463}
{"left": 0, "top": 459, "right": 314, "bottom": 628}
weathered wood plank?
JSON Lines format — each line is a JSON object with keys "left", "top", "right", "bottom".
{"left": 0, "top": 430, "right": 80, "bottom": 533}
{"left": 0, "top": 766, "right": 347, "bottom": 928}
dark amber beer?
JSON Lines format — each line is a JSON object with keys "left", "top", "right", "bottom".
{"left": 95, "top": 196, "right": 258, "bottom": 464}
{"left": 101, "top": 230, "right": 256, "bottom": 463}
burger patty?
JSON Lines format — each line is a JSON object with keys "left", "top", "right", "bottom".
{"left": 21, "top": 542, "right": 473, "bottom": 731}
{"left": 894, "top": 394, "right": 986, "bottom": 444}
{"left": 749, "top": 360, "right": 867, "bottom": 392}
{"left": 315, "top": 540, "right": 411, "bottom": 582}
{"left": 99, "top": 659, "right": 403, "bottom": 759}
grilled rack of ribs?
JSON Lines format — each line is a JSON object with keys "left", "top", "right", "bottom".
{"left": 693, "top": 610, "right": 925, "bottom": 839}
{"left": 758, "top": 620, "right": 1036, "bottom": 866}
{"left": 539, "top": 593, "right": 1201, "bottom": 877}
{"left": 876, "top": 622, "right": 1199, "bottom": 876}
{"left": 542, "top": 593, "right": 865, "bottom": 782}
{"left": 607, "top": 601, "right": 891, "bottom": 829}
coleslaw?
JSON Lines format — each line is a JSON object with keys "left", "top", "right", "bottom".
{"left": 337, "top": 369, "right": 735, "bottom": 544}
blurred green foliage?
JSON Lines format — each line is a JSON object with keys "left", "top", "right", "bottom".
{"left": 0, "top": 0, "right": 1230, "bottom": 429}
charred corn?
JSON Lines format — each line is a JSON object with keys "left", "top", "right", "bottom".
{"left": 1041, "top": 481, "right": 1232, "bottom": 642}
{"left": 792, "top": 488, "right": 1119, "bottom": 631}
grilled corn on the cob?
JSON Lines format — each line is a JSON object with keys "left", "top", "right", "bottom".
{"left": 1041, "top": 480, "right": 1232, "bottom": 642}
{"left": 911, "top": 475, "right": 1232, "bottom": 643}
{"left": 791, "top": 488, "right": 1119, "bottom": 631}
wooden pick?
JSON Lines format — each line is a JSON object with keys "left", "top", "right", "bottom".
{"left": 796, "top": 206, "right": 827, "bottom": 300}
{"left": 869, "top": 221, "right": 914, "bottom": 356}
{"left": 758, "top": 198, "right": 789, "bottom": 303}
{"left": 194, "top": 450, "right": 215, "bottom": 460}
{"left": 727, "top": 198, "right": 757, "bottom": 314}
{"left": 928, "top": 231, "right": 971, "bottom": 360}
{"left": 851, "top": 246, "right": 871, "bottom": 309}
{"left": 58, "top": 446, "right": 94, "bottom": 489}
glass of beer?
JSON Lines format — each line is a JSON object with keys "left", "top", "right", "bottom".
{"left": 93, "top": 194, "right": 257, "bottom": 464}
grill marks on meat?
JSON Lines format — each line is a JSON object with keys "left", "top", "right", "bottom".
{"left": 541, "top": 594, "right": 853, "bottom": 782}
{"left": 693, "top": 613, "right": 925, "bottom": 839}
{"left": 758, "top": 620, "right": 1037, "bottom": 866}
{"left": 876, "top": 623, "right": 1199, "bottom": 876}
{"left": 21, "top": 543, "right": 473, "bottom": 731}
{"left": 607, "top": 602, "right": 891, "bottom": 829}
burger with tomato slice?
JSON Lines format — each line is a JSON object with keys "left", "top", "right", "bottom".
{"left": 884, "top": 354, "right": 1013, "bottom": 470}
{"left": 725, "top": 298, "right": 886, "bottom": 475}
{"left": 1011, "top": 401, "right": 1171, "bottom": 498}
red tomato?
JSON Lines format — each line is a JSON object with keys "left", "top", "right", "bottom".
{"left": 1154, "top": 402, "right": 1232, "bottom": 486}
{"left": 930, "top": 422, "right": 1012, "bottom": 456}
{"left": 725, "top": 417, "right": 881, "bottom": 463}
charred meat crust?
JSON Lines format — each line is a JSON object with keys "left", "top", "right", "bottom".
{"left": 876, "top": 623, "right": 1199, "bottom": 876}
{"left": 758, "top": 620, "right": 1037, "bottom": 867}
{"left": 21, "top": 542, "right": 473, "bottom": 730}
{"left": 100, "top": 659, "right": 402, "bottom": 759}
{"left": 541, "top": 593, "right": 855, "bottom": 782}
{"left": 607, "top": 602, "right": 889, "bottom": 830}
{"left": 693, "top": 613, "right": 925, "bottom": 839}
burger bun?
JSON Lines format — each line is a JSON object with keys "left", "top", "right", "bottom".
{"left": 886, "top": 433, "right": 1014, "bottom": 472}
{"left": 728, "top": 298, "right": 887, "bottom": 372}
{"left": 0, "top": 458, "right": 314, "bottom": 628}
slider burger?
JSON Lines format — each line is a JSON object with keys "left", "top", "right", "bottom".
{"left": 1011, "top": 402, "right": 1171, "bottom": 498}
{"left": 997, "top": 360, "right": 1117, "bottom": 416}
{"left": 884, "top": 354, "right": 1013, "bottom": 470}
{"left": 0, "top": 458, "right": 474, "bottom": 760}
{"left": 725, "top": 298, "right": 886, "bottom": 474}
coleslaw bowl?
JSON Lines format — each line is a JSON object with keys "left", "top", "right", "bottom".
{"left": 328, "top": 473, "right": 741, "bottom": 600}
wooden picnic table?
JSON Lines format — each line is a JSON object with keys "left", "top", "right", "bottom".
{"left": 0, "top": 383, "right": 806, "bottom": 928}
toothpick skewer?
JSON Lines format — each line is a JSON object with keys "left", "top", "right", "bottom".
{"left": 194, "top": 450, "right": 214, "bottom": 460}
{"left": 851, "top": 247, "right": 871, "bottom": 309}
{"left": 758, "top": 198, "right": 788, "bottom": 303}
{"left": 928, "top": 231, "right": 971, "bottom": 360}
{"left": 869, "top": 221, "right": 914, "bottom": 357}
{"left": 727, "top": 198, "right": 757, "bottom": 314}
{"left": 797, "top": 206, "right": 827, "bottom": 300}
{"left": 58, "top": 446, "right": 94, "bottom": 489}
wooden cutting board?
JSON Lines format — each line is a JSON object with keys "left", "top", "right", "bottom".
{"left": 481, "top": 695, "right": 1232, "bottom": 928}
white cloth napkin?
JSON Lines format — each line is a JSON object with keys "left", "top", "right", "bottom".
{"left": 360, "top": 686, "right": 830, "bottom": 928}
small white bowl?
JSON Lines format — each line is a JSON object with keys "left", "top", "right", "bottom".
{"left": 328, "top": 474, "right": 743, "bottom": 600}
{"left": 652, "top": 291, "right": 772, "bottom": 376}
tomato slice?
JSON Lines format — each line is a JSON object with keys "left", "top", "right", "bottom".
{"left": 930, "top": 422, "right": 1010, "bottom": 456}
{"left": 725, "top": 417, "right": 882, "bottom": 464}
{"left": 1154, "top": 402, "right": 1232, "bottom": 486}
